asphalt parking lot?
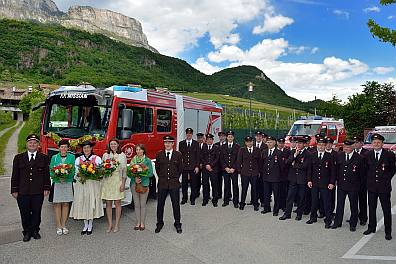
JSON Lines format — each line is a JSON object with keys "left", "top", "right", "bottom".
{"left": 0, "top": 175, "right": 395, "bottom": 264}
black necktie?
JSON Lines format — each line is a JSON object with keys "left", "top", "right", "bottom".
{"left": 375, "top": 152, "right": 379, "bottom": 161}
{"left": 319, "top": 153, "right": 322, "bottom": 160}
{"left": 188, "top": 142, "right": 191, "bottom": 148}
{"left": 229, "top": 144, "right": 232, "bottom": 149}
{"left": 269, "top": 150, "right": 272, "bottom": 156}
{"left": 346, "top": 154, "right": 350, "bottom": 162}
{"left": 166, "top": 152, "right": 170, "bottom": 160}
{"left": 30, "top": 153, "right": 34, "bottom": 162}
{"left": 209, "top": 146, "right": 211, "bottom": 151}
{"left": 249, "top": 148, "right": 252, "bottom": 154}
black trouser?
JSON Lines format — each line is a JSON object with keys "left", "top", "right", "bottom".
{"left": 330, "top": 187, "right": 336, "bottom": 213}
{"left": 284, "top": 182, "right": 306, "bottom": 217}
{"left": 311, "top": 187, "right": 331, "bottom": 224}
{"left": 148, "top": 176, "right": 157, "bottom": 199}
{"left": 368, "top": 191, "right": 392, "bottom": 235}
{"left": 202, "top": 170, "right": 219, "bottom": 203}
{"left": 304, "top": 187, "right": 312, "bottom": 213}
{"left": 253, "top": 174, "right": 264, "bottom": 204}
{"left": 223, "top": 171, "right": 239, "bottom": 204}
{"left": 333, "top": 188, "right": 358, "bottom": 228}
{"left": 358, "top": 183, "right": 368, "bottom": 223}
{"left": 181, "top": 170, "right": 194, "bottom": 202}
{"left": 240, "top": 175, "right": 258, "bottom": 207}
{"left": 279, "top": 180, "right": 288, "bottom": 210}
{"left": 217, "top": 170, "right": 223, "bottom": 200}
{"left": 17, "top": 194, "right": 44, "bottom": 235}
{"left": 263, "top": 181, "right": 281, "bottom": 213}
{"left": 156, "top": 188, "right": 181, "bottom": 228}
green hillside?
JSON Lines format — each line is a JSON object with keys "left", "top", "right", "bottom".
{"left": 0, "top": 19, "right": 313, "bottom": 111}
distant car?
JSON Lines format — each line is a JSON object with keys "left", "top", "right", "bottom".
{"left": 364, "top": 126, "right": 396, "bottom": 153}
{"left": 285, "top": 116, "right": 346, "bottom": 149}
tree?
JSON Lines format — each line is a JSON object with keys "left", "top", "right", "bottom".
{"left": 19, "top": 89, "right": 45, "bottom": 116}
{"left": 368, "top": 0, "right": 396, "bottom": 46}
{"left": 317, "top": 95, "right": 344, "bottom": 118}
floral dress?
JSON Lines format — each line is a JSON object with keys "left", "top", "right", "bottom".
{"left": 101, "top": 152, "right": 127, "bottom": 200}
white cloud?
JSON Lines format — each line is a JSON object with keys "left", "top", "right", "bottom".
{"left": 333, "top": 9, "right": 350, "bottom": 19}
{"left": 373, "top": 67, "right": 395, "bottom": 75}
{"left": 288, "top": 46, "right": 319, "bottom": 55}
{"left": 311, "top": 47, "right": 319, "bottom": 54}
{"left": 191, "top": 57, "right": 223, "bottom": 75}
{"left": 253, "top": 14, "right": 294, "bottom": 34}
{"left": 388, "top": 15, "right": 395, "bottom": 20}
{"left": 363, "top": 6, "right": 381, "bottom": 13}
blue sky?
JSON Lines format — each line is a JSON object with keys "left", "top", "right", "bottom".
{"left": 54, "top": 0, "right": 396, "bottom": 101}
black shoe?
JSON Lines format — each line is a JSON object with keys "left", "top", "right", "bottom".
{"left": 181, "top": 200, "right": 187, "bottom": 205}
{"left": 385, "top": 234, "right": 392, "bottom": 240}
{"left": 202, "top": 201, "right": 208, "bottom": 206}
{"left": 318, "top": 214, "right": 325, "bottom": 219}
{"left": 325, "top": 223, "right": 331, "bottom": 229}
{"left": 190, "top": 200, "right": 195, "bottom": 205}
{"left": 86, "top": 230, "right": 92, "bottom": 235}
{"left": 247, "top": 201, "right": 253, "bottom": 205}
{"left": 81, "top": 230, "right": 87, "bottom": 235}
{"left": 31, "top": 232, "right": 41, "bottom": 240}
{"left": 222, "top": 202, "right": 229, "bottom": 207}
{"left": 22, "top": 233, "right": 31, "bottom": 242}
{"left": 260, "top": 203, "right": 265, "bottom": 208}
{"left": 273, "top": 212, "right": 279, "bottom": 216}
{"left": 346, "top": 219, "right": 350, "bottom": 223}
{"left": 176, "top": 227, "right": 182, "bottom": 234}
{"left": 261, "top": 210, "right": 271, "bottom": 214}
{"left": 306, "top": 219, "right": 317, "bottom": 224}
{"left": 279, "top": 215, "right": 291, "bottom": 220}
{"left": 155, "top": 225, "right": 163, "bottom": 233}
{"left": 213, "top": 202, "right": 218, "bottom": 207}
{"left": 363, "top": 229, "right": 376, "bottom": 235}
{"left": 331, "top": 223, "right": 342, "bottom": 229}
{"left": 254, "top": 206, "right": 259, "bottom": 211}
{"left": 360, "top": 221, "right": 367, "bottom": 226}
{"left": 350, "top": 226, "right": 356, "bottom": 232}
{"left": 239, "top": 205, "right": 244, "bottom": 210}
{"left": 233, "top": 203, "right": 239, "bottom": 208}
{"left": 295, "top": 215, "right": 302, "bottom": 221}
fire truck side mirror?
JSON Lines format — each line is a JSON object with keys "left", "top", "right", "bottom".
{"left": 121, "top": 109, "right": 133, "bottom": 140}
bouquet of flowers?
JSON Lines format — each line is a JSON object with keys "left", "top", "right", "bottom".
{"left": 127, "top": 163, "right": 149, "bottom": 193}
{"left": 51, "top": 164, "right": 73, "bottom": 182}
{"left": 77, "top": 161, "right": 103, "bottom": 184}
{"left": 102, "top": 158, "right": 119, "bottom": 178}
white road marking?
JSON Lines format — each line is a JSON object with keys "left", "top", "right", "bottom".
{"left": 342, "top": 205, "right": 396, "bottom": 261}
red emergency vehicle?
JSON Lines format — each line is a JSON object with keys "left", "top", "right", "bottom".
{"left": 285, "top": 116, "right": 346, "bottom": 149}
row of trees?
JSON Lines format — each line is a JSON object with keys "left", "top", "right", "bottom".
{"left": 318, "top": 81, "right": 396, "bottom": 136}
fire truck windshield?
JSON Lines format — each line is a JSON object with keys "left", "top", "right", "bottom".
{"left": 288, "top": 124, "right": 320, "bottom": 136}
{"left": 44, "top": 103, "right": 111, "bottom": 139}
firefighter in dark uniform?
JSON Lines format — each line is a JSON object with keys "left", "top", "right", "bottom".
{"left": 237, "top": 136, "right": 262, "bottom": 211}
{"left": 250, "top": 131, "right": 268, "bottom": 206}
{"left": 219, "top": 131, "right": 240, "bottom": 208}
{"left": 11, "top": 134, "right": 51, "bottom": 242}
{"left": 196, "top": 132, "right": 206, "bottom": 197}
{"left": 155, "top": 135, "right": 183, "bottom": 234}
{"left": 353, "top": 135, "right": 370, "bottom": 226}
{"left": 261, "top": 136, "right": 285, "bottom": 216}
{"left": 215, "top": 131, "right": 227, "bottom": 201}
{"left": 306, "top": 137, "right": 336, "bottom": 228}
{"left": 331, "top": 139, "right": 363, "bottom": 232}
{"left": 277, "top": 137, "right": 291, "bottom": 211}
{"left": 178, "top": 128, "right": 200, "bottom": 205}
{"left": 280, "top": 137, "right": 312, "bottom": 221}
{"left": 302, "top": 135, "right": 313, "bottom": 215}
{"left": 363, "top": 133, "right": 396, "bottom": 240}
{"left": 201, "top": 134, "right": 220, "bottom": 207}
{"left": 325, "top": 137, "right": 338, "bottom": 216}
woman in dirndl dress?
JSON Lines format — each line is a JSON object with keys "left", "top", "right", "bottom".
{"left": 49, "top": 139, "right": 75, "bottom": 236}
{"left": 70, "top": 140, "right": 103, "bottom": 235}
{"left": 101, "top": 138, "right": 127, "bottom": 233}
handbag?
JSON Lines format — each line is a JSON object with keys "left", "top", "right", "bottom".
{"left": 135, "top": 183, "right": 148, "bottom": 194}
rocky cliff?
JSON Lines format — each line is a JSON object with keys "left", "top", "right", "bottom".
{"left": 0, "top": 0, "right": 157, "bottom": 53}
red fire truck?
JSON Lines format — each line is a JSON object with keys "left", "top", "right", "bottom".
{"left": 39, "top": 84, "right": 222, "bottom": 205}
{"left": 285, "top": 116, "right": 347, "bottom": 149}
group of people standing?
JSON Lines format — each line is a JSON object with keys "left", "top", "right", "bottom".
{"left": 10, "top": 127, "right": 395, "bottom": 242}
{"left": 11, "top": 135, "right": 153, "bottom": 242}
{"left": 177, "top": 129, "right": 395, "bottom": 241}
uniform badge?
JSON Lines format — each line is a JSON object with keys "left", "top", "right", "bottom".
{"left": 382, "top": 163, "right": 385, "bottom": 171}
{"left": 352, "top": 165, "right": 357, "bottom": 172}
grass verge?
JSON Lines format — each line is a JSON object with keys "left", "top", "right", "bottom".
{"left": 0, "top": 122, "right": 22, "bottom": 175}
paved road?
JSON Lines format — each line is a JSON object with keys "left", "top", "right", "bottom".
{"left": 0, "top": 122, "right": 19, "bottom": 138}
